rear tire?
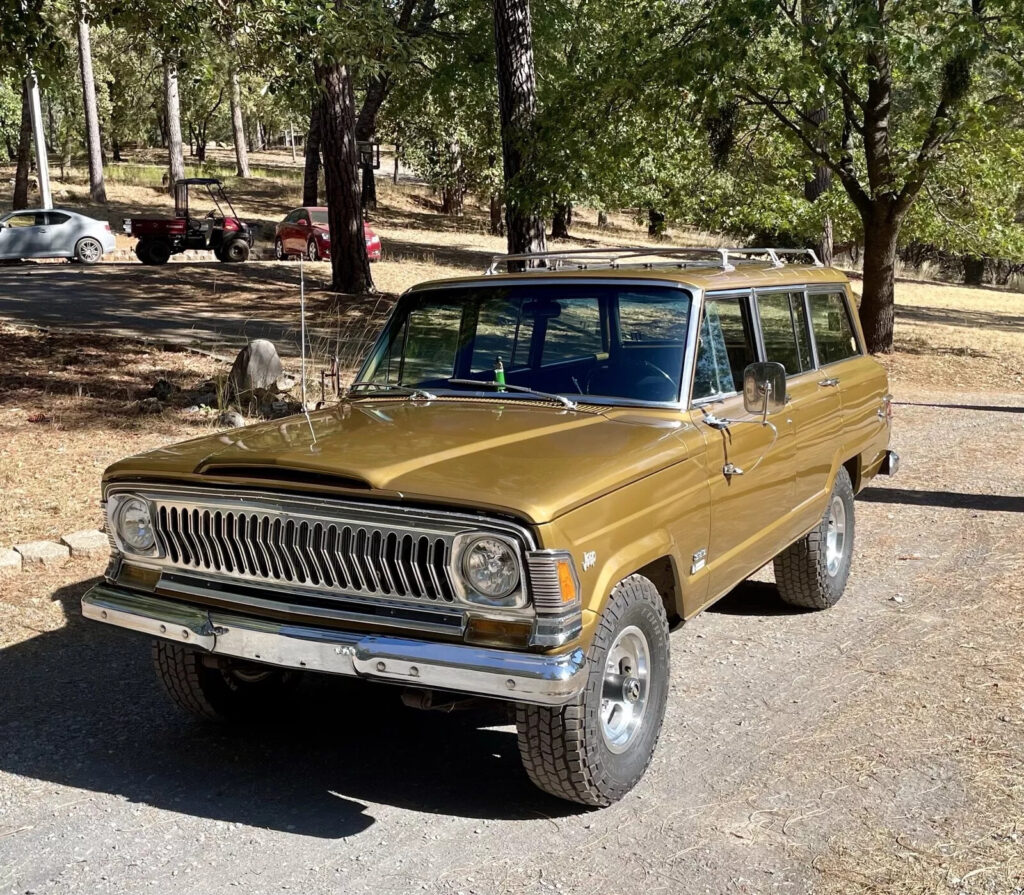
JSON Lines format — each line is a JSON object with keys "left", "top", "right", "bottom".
{"left": 223, "top": 239, "right": 250, "bottom": 263}
{"left": 153, "top": 640, "right": 300, "bottom": 723}
{"left": 74, "top": 236, "right": 103, "bottom": 264}
{"left": 515, "top": 574, "right": 670, "bottom": 806}
{"left": 145, "top": 240, "right": 172, "bottom": 265}
{"left": 774, "top": 466, "right": 855, "bottom": 609}
{"left": 134, "top": 241, "right": 152, "bottom": 264}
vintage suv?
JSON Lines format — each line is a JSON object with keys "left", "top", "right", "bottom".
{"left": 83, "top": 246, "right": 898, "bottom": 807}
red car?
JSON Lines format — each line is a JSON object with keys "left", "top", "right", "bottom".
{"left": 273, "top": 207, "right": 381, "bottom": 262}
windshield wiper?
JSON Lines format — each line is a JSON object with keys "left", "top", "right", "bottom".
{"left": 447, "top": 379, "right": 578, "bottom": 410}
{"left": 348, "top": 381, "right": 437, "bottom": 400}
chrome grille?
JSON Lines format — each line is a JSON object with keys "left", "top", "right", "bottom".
{"left": 151, "top": 499, "right": 457, "bottom": 603}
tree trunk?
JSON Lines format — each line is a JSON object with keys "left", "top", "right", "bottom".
{"left": 963, "top": 255, "right": 985, "bottom": 286}
{"left": 493, "top": 0, "right": 546, "bottom": 267}
{"left": 360, "top": 160, "right": 377, "bottom": 209}
{"left": 597, "top": 210, "right": 608, "bottom": 228}
{"left": 13, "top": 83, "right": 32, "bottom": 210}
{"left": 163, "top": 61, "right": 186, "bottom": 189}
{"left": 303, "top": 100, "right": 320, "bottom": 206}
{"left": 229, "top": 60, "right": 250, "bottom": 177}
{"left": 316, "top": 61, "right": 374, "bottom": 294}
{"left": 858, "top": 205, "right": 901, "bottom": 354}
{"left": 76, "top": 8, "right": 107, "bottom": 204}
{"left": 550, "top": 201, "right": 570, "bottom": 239}
{"left": 489, "top": 192, "right": 504, "bottom": 236}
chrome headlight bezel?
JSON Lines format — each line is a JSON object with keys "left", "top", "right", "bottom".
{"left": 106, "top": 494, "right": 160, "bottom": 558}
{"left": 450, "top": 531, "right": 526, "bottom": 609}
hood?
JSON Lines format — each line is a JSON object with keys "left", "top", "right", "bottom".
{"left": 103, "top": 399, "right": 699, "bottom": 523}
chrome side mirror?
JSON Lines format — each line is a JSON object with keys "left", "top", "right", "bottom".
{"left": 743, "top": 362, "right": 786, "bottom": 422}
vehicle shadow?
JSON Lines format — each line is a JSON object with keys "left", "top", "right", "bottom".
{"left": 0, "top": 577, "right": 582, "bottom": 838}
{"left": 706, "top": 580, "right": 809, "bottom": 616}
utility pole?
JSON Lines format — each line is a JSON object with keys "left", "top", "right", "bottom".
{"left": 26, "top": 68, "right": 52, "bottom": 210}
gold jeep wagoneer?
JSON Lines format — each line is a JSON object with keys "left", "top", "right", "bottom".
{"left": 84, "top": 246, "right": 898, "bottom": 806}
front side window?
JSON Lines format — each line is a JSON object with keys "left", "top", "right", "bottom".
{"left": 692, "top": 296, "right": 757, "bottom": 401}
{"left": 3, "top": 213, "right": 39, "bottom": 229}
{"left": 362, "top": 284, "right": 692, "bottom": 405}
{"left": 808, "top": 292, "right": 860, "bottom": 365}
{"left": 757, "top": 291, "right": 814, "bottom": 376}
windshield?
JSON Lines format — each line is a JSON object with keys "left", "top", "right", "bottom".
{"left": 310, "top": 210, "right": 329, "bottom": 226}
{"left": 359, "top": 283, "right": 693, "bottom": 405}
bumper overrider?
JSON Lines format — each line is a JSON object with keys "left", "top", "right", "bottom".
{"left": 82, "top": 584, "right": 588, "bottom": 706}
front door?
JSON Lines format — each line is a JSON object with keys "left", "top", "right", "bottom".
{"left": 0, "top": 212, "right": 45, "bottom": 259}
{"left": 690, "top": 292, "right": 796, "bottom": 600}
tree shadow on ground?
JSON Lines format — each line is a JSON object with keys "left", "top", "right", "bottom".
{"left": 895, "top": 303, "right": 1024, "bottom": 335}
{"left": 0, "top": 576, "right": 583, "bottom": 839}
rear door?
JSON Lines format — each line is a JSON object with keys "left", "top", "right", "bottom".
{"left": 691, "top": 291, "right": 796, "bottom": 600}
{"left": 43, "top": 211, "right": 74, "bottom": 256}
{"left": 807, "top": 287, "right": 889, "bottom": 479}
{"left": 755, "top": 287, "right": 841, "bottom": 524}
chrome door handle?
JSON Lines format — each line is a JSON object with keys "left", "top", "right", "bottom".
{"left": 818, "top": 377, "right": 840, "bottom": 388}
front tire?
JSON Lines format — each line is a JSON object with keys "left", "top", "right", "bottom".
{"left": 515, "top": 574, "right": 670, "bottom": 806}
{"left": 774, "top": 466, "right": 855, "bottom": 609}
{"left": 74, "top": 236, "right": 103, "bottom": 264}
{"left": 153, "top": 640, "right": 300, "bottom": 723}
{"left": 307, "top": 238, "right": 320, "bottom": 262}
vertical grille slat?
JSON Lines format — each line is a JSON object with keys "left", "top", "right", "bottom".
{"left": 147, "top": 495, "right": 519, "bottom": 608}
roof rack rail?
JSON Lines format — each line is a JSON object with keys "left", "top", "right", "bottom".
{"left": 484, "top": 245, "right": 824, "bottom": 275}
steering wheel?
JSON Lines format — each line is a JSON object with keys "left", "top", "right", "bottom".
{"left": 640, "top": 359, "right": 676, "bottom": 388}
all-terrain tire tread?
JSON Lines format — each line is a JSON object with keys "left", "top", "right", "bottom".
{"left": 515, "top": 575, "right": 669, "bottom": 807}
{"left": 152, "top": 640, "right": 224, "bottom": 721}
{"left": 773, "top": 467, "right": 854, "bottom": 609}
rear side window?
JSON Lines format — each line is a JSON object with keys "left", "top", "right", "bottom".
{"left": 757, "top": 291, "right": 813, "bottom": 376}
{"left": 542, "top": 298, "right": 603, "bottom": 364}
{"left": 808, "top": 293, "right": 860, "bottom": 364}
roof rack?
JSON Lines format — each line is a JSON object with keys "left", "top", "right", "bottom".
{"left": 484, "top": 246, "right": 823, "bottom": 276}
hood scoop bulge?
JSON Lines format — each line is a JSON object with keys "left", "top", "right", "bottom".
{"left": 197, "top": 463, "right": 373, "bottom": 491}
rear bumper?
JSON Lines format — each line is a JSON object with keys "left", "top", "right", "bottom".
{"left": 879, "top": 449, "right": 900, "bottom": 476}
{"left": 82, "top": 584, "right": 587, "bottom": 706}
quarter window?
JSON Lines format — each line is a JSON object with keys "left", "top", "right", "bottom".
{"left": 757, "top": 291, "right": 813, "bottom": 376}
{"left": 808, "top": 293, "right": 860, "bottom": 364}
{"left": 45, "top": 212, "right": 71, "bottom": 225}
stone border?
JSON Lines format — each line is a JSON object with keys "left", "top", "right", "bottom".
{"left": 0, "top": 530, "right": 108, "bottom": 577}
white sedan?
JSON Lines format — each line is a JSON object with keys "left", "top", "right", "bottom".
{"left": 0, "top": 208, "right": 116, "bottom": 264}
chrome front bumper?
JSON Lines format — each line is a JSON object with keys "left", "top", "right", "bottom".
{"left": 82, "top": 584, "right": 587, "bottom": 706}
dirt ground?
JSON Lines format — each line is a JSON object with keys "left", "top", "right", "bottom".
{"left": 1, "top": 169, "right": 1023, "bottom": 894}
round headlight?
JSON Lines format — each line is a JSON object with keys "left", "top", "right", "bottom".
{"left": 461, "top": 536, "right": 519, "bottom": 601}
{"left": 116, "top": 497, "right": 155, "bottom": 553}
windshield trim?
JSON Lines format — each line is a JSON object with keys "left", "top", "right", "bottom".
{"left": 356, "top": 279, "right": 701, "bottom": 410}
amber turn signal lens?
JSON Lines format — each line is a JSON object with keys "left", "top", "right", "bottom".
{"left": 557, "top": 560, "right": 578, "bottom": 603}
{"left": 117, "top": 562, "right": 161, "bottom": 591}
{"left": 465, "top": 616, "right": 533, "bottom": 648}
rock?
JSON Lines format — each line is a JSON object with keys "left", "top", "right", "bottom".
{"left": 228, "top": 340, "right": 282, "bottom": 401}
{"left": 148, "top": 378, "right": 177, "bottom": 401}
{"left": 60, "top": 529, "right": 110, "bottom": 558}
{"left": 268, "top": 399, "right": 302, "bottom": 419}
{"left": 218, "top": 410, "right": 245, "bottom": 428}
{"left": 0, "top": 548, "right": 22, "bottom": 576}
{"left": 137, "top": 397, "right": 164, "bottom": 414}
{"left": 276, "top": 374, "right": 297, "bottom": 393}
{"left": 14, "top": 540, "right": 70, "bottom": 566}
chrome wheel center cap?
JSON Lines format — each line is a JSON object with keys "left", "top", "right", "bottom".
{"left": 623, "top": 677, "right": 641, "bottom": 703}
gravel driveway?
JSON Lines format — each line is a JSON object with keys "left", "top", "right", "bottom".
{"left": 1, "top": 387, "right": 1022, "bottom": 895}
